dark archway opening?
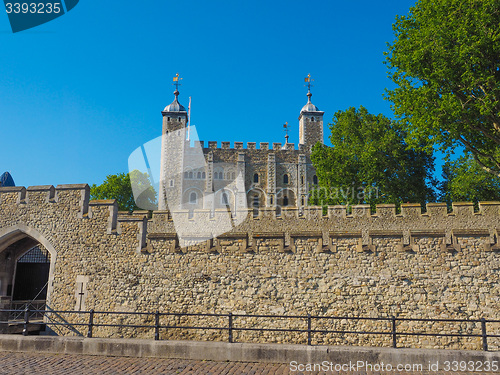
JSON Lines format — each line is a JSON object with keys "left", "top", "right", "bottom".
{"left": 12, "top": 245, "right": 50, "bottom": 301}
{"left": 0, "top": 231, "right": 53, "bottom": 333}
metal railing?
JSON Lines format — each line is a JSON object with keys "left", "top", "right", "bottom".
{"left": 0, "top": 308, "right": 498, "bottom": 351}
{"left": 8, "top": 300, "right": 46, "bottom": 321}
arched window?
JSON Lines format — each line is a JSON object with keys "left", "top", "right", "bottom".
{"left": 253, "top": 194, "right": 259, "bottom": 207}
{"left": 188, "top": 171, "right": 193, "bottom": 179}
{"left": 189, "top": 192, "right": 197, "bottom": 204}
{"left": 184, "top": 171, "right": 188, "bottom": 178}
{"left": 302, "top": 197, "right": 305, "bottom": 205}
{"left": 231, "top": 172, "right": 236, "bottom": 179}
{"left": 270, "top": 196, "right": 273, "bottom": 205}
{"left": 313, "top": 175, "right": 318, "bottom": 185}
{"left": 222, "top": 192, "right": 229, "bottom": 205}
{"left": 197, "top": 172, "right": 201, "bottom": 179}
{"left": 311, "top": 117, "right": 315, "bottom": 122}
{"left": 301, "top": 176, "right": 304, "bottom": 184}
{"left": 283, "top": 174, "right": 289, "bottom": 184}
{"left": 254, "top": 173, "right": 259, "bottom": 183}
{"left": 202, "top": 172, "right": 206, "bottom": 179}
{"left": 218, "top": 172, "right": 223, "bottom": 180}
{"left": 283, "top": 196, "right": 289, "bottom": 206}
{"left": 178, "top": 117, "right": 181, "bottom": 121}
{"left": 252, "top": 194, "right": 260, "bottom": 217}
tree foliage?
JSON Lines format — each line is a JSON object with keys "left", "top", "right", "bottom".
{"left": 440, "top": 152, "right": 500, "bottom": 204}
{"left": 90, "top": 170, "right": 157, "bottom": 211}
{"left": 310, "top": 106, "right": 436, "bottom": 207}
{"left": 385, "top": 0, "right": 500, "bottom": 177}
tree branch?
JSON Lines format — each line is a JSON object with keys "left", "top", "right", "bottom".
{"left": 459, "top": 135, "right": 500, "bottom": 177}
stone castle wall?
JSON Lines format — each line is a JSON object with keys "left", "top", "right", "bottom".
{"left": 0, "top": 184, "right": 499, "bottom": 350}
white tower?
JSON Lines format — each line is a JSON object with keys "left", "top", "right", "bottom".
{"left": 158, "top": 75, "right": 188, "bottom": 211}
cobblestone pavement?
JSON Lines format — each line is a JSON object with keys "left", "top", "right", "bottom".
{"left": 0, "top": 351, "right": 496, "bottom": 375}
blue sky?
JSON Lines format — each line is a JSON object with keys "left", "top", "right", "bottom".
{"left": 0, "top": 0, "right": 420, "bottom": 187}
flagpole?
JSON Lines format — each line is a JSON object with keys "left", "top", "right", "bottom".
{"left": 187, "top": 96, "right": 191, "bottom": 141}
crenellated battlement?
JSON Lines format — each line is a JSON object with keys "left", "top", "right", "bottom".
{"left": 0, "top": 184, "right": 148, "bottom": 252}
{"left": 1, "top": 186, "right": 500, "bottom": 247}
{"left": 188, "top": 140, "right": 306, "bottom": 152}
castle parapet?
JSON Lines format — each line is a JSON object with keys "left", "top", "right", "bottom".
{"left": 118, "top": 210, "right": 149, "bottom": 219}
{"left": 0, "top": 186, "right": 26, "bottom": 205}
{"left": 26, "top": 185, "right": 56, "bottom": 204}
{"left": 401, "top": 203, "right": 422, "bottom": 217}
{"left": 426, "top": 203, "right": 448, "bottom": 217}
{"left": 479, "top": 201, "right": 500, "bottom": 216}
{"left": 451, "top": 202, "right": 475, "bottom": 216}
{"left": 3, "top": 185, "right": 500, "bottom": 255}
{"left": 328, "top": 205, "right": 347, "bottom": 219}
{"left": 89, "top": 199, "right": 118, "bottom": 234}
{"left": 351, "top": 205, "right": 371, "bottom": 218}
{"left": 290, "top": 231, "right": 324, "bottom": 253}
{"left": 191, "top": 141, "right": 302, "bottom": 151}
{"left": 252, "top": 232, "right": 285, "bottom": 252}
{"left": 372, "top": 204, "right": 396, "bottom": 218}
{"left": 303, "top": 206, "right": 323, "bottom": 220}
{"left": 216, "top": 232, "right": 248, "bottom": 253}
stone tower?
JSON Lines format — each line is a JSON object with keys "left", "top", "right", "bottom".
{"left": 158, "top": 89, "right": 188, "bottom": 210}
{"left": 161, "top": 89, "right": 188, "bottom": 134}
{"left": 298, "top": 89, "right": 324, "bottom": 150}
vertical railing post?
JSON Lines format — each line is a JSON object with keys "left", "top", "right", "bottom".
{"left": 22, "top": 307, "right": 30, "bottom": 336}
{"left": 228, "top": 313, "right": 233, "bottom": 343}
{"left": 155, "top": 311, "right": 160, "bottom": 341}
{"left": 307, "top": 314, "right": 312, "bottom": 346}
{"left": 87, "top": 309, "right": 94, "bottom": 338}
{"left": 481, "top": 318, "right": 488, "bottom": 351}
{"left": 391, "top": 316, "right": 397, "bottom": 348}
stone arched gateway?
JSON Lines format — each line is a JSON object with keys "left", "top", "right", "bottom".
{"left": 0, "top": 224, "right": 57, "bottom": 310}
{"left": 0, "top": 185, "right": 149, "bottom": 321}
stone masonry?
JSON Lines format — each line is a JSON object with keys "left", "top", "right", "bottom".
{"left": 0, "top": 184, "right": 499, "bottom": 350}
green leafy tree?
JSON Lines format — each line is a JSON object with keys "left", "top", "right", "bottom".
{"left": 90, "top": 170, "right": 157, "bottom": 211}
{"left": 309, "top": 106, "right": 436, "bottom": 207}
{"left": 385, "top": 0, "right": 500, "bottom": 177}
{"left": 440, "top": 152, "right": 500, "bottom": 205}
{"left": 386, "top": 0, "right": 500, "bottom": 176}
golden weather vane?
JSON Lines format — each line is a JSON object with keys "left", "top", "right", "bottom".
{"left": 304, "top": 73, "right": 314, "bottom": 91}
{"left": 172, "top": 73, "right": 183, "bottom": 90}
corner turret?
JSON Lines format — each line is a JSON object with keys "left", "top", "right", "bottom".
{"left": 298, "top": 74, "right": 324, "bottom": 150}
{"left": 162, "top": 89, "right": 188, "bottom": 134}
